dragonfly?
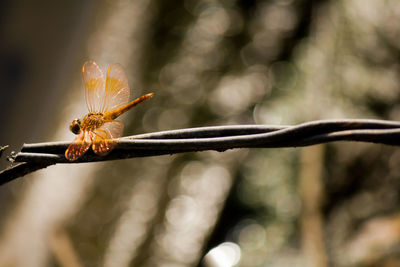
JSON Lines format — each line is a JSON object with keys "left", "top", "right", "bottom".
{"left": 65, "top": 60, "right": 153, "bottom": 161}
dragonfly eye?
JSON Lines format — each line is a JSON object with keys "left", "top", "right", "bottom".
{"left": 69, "top": 119, "right": 82, "bottom": 135}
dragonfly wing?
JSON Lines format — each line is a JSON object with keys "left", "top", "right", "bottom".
{"left": 103, "top": 63, "right": 130, "bottom": 112}
{"left": 82, "top": 61, "right": 105, "bottom": 112}
{"left": 92, "top": 121, "right": 124, "bottom": 155}
{"left": 65, "top": 131, "right": 92, "bottom": 161}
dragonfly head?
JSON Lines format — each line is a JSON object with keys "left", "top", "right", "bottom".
{"left": 69, "top": 118, "right": 82, "bottom": 135}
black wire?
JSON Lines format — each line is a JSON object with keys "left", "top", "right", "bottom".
{"left": 1, "top": 119, "right": 400, "bottom": 185}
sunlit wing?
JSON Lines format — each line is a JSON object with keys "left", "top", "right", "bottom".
{"left": 103, "top": 64, "right": 130, "bottom": 113}
{"left": 92, "top": 121, "right": 124, "bottom": 155}
{"left": 82, "top": 61, "right": 105, "bottom": 112}
{"left": 65, "top": 131, "right": 93, "bottom": 161}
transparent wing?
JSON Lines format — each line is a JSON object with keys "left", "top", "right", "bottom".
{"left": 65, "top": 131, "right": 93, "bottom": 161}
{"left": 92, "top": 121, "right": 124, "bottom": 155}
{"left": 103, "top": 63, "right": 130, "bottom": 113}
{"left": 82, "top": 61, "right": 105, "bottom": 112}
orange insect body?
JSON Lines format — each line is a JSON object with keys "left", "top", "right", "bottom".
{"left": 65, "top": 61, "right": 153, "bottom": 161}
{"left": 104, "top": 93, "right": 154, "bottom": 120}
{"left": 82, "top": 113, "right": 105, "bottom": 130}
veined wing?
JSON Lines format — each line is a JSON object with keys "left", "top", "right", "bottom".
{"left": 82, "top": 61, "right": 105, "bottom": 113}
{"left": 65, "top": 131, "right": 93, "bottom": 161}
{"left": 92, "top": 121, "right": 124, "bottom": 155}
{"left": 103, "top": 64, "right": 130, "bottom": 113}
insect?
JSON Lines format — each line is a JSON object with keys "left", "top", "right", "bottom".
{"left": 65, "top": 60, "right": 153, "bottom": 161}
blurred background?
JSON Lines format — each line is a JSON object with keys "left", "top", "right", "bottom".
{"left": 1, "top": 0, "right": 400, "bottom": 266}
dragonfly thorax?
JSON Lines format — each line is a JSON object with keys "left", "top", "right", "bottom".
{"left": 81, "top": 112, "right": 105, "bottom": 131}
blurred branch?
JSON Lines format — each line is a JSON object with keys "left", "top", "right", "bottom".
{"left": 0, "top": 145, "right": 8, "bottom": 159}
{"left": 1, "top": 119, "right": 400, "bottom": 185}
{"left": 299, "top": 145, "right": 328, "bottom": 267}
